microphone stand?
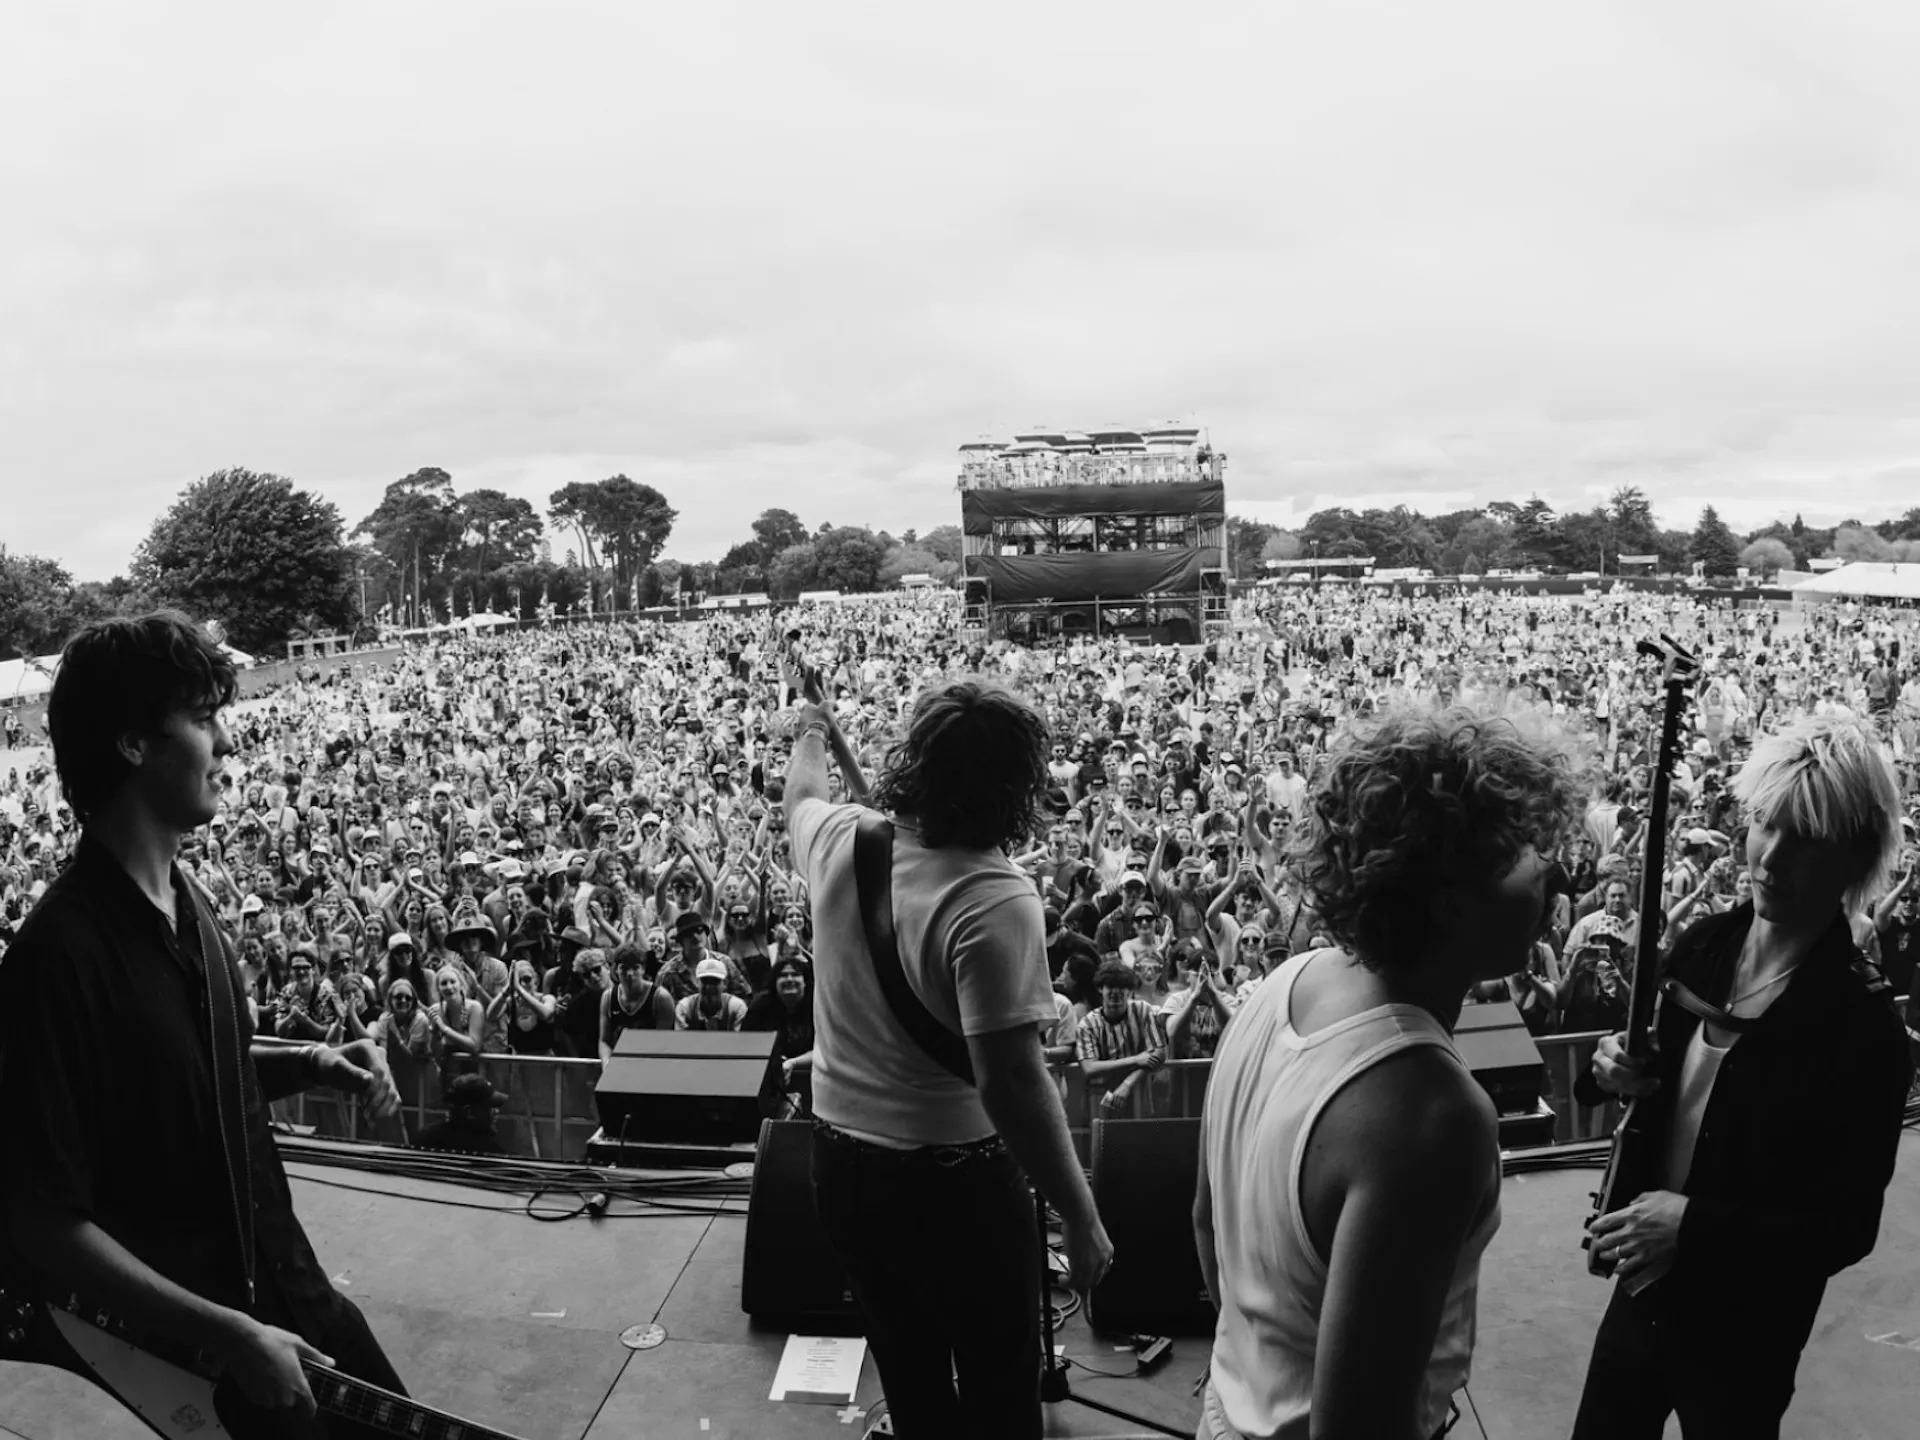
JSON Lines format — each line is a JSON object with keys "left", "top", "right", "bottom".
{"left": 1035, "top": 1186, "right": 1189, "bottom": 1438}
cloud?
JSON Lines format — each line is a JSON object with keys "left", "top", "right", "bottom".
{"left": 7, "top": 1, "right": 1920, "bottom": 577}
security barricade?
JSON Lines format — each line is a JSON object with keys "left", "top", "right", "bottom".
{"left": 270, "top": 1049, "right": 604, "bottom": 1159}
{"left": 275, "top": 1005, "right": 1920, "bottom": 1163}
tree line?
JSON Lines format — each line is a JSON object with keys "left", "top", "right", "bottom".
{"left": 3, "top": 472, "right": 1914, "bottom": 662}
{"left": 1235, "top": 487, "right": 1920, "bottom": 582}
{"left": 0, "top": 470, "right": 967, "bottom": 661}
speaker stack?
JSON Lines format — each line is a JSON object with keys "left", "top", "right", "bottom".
{"left": 739, "top": 1119, "right": 862, "bottom": 1331}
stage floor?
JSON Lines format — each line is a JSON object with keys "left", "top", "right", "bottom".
{"left": 6, "top": 1131, "right": 1918, "bottom": 1439}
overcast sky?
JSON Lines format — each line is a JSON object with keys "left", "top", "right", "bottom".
{"left": 8, "top": 1, "right": 1920, "bottom": 580}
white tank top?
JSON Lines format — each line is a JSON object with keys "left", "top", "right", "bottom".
{"left": 1201, "top": 951, "right": 1501, "bottom": 1440}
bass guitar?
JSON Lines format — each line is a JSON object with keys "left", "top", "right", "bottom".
{"left": 0, "top": 1278, "right": 525, "bottom": 1440}
{"left": 1584, "top": 633, "right": 1697, "bottom": 1279}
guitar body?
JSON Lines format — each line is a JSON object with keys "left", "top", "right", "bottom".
{"left": 1, "top": 1281, "right": 522, "bottom": 1439}
{"left": 3, "top": 1294, "right": 318, "bottom": 1440}
{"left": 1585, "top": 635, "right": 1697, "bottom": 1278}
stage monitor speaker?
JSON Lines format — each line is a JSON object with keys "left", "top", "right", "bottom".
{"left": 594, "top": 1029, "right": 776, "bottom": 1145}
{"left": 1455, "top": 1000, "right": 1548, "bottom": 1115}
{"left": 740, "top": 1119, "right": 861, "bottom": 1331}
{"left": 1086, "top": 1117, "right": 1214, "bottom": 1337}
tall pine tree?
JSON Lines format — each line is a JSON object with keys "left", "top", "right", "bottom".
{"left": 1689, "top": 506, "right": 1742, "bottom": 578}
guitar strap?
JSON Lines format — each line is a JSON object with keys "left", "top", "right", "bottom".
{"left": 853, "top": 813, "right": 975, "bottom": 1085}
{"left": 181, "top": 873, "right": 257, "bottom": 1306}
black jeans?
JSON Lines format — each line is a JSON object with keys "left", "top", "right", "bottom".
{"left": 1570, "top": 1279, "right": 1805, "bottom": 1439}
{"left": 810, "top": 1122, "right": 1041, "bottom": 1440}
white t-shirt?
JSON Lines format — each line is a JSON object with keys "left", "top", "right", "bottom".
{"left": 791, "top": 798, "right": 1056, "bottom": 1148}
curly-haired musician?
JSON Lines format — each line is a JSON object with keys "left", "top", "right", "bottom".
{"left": 1194, "top": 706, "right": 1582, "bottom": 1440}
{"left": 1572, "top": 714, "right": 1912, "bottom": 1438}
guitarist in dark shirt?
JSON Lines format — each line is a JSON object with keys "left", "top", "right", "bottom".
{"left": 0, "top": 612, "right": 407, "bottom": 1431}
{"left": 1572, "top": 715, "right": 1912, "bottom": 1438}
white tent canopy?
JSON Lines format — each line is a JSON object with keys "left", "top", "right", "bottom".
{"left": 456, "top": 611, "right": 515, "bottom": 631}
{"left": 0, "top": 654, "right": 61, "bottom": 701}
{"left": 1788, "top": 562, "right": 1920, "bottom": 601}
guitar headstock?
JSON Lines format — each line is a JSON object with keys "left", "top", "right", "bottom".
{"left": 1635, "top": 634, "right": 1699, "bottom": 688}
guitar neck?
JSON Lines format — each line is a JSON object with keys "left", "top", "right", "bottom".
{"left": 303, "top": 1363, "right": 522, "bottom": 1440}
{"left": 1623, "top": 659, "right": 1694, "bottom": 1058}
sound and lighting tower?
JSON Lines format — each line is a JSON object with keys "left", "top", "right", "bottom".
{"left": 957, "top": 424, "right": 1228, "bottom": 646}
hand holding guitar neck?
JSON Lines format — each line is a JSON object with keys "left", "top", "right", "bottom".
{"left": 1584, "top": 633, "right": 1697, "bottom": 1280}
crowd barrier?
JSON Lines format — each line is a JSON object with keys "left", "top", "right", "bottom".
{"left": 268, "top": 1026, "right": 1638, "bottom": 1163}
{"left": 270, "top": 1048, "right": 603, "bottom": 1158}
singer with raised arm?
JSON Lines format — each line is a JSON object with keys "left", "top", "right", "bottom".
{"left": 0, "top": 612, "right": 407, "bottom": 1433}
{"left": 785, "top": 675, "right": 1112, "bottom": 1440}
{"left": 1571, "top": 714, "right": 1913, "bottom": 1438}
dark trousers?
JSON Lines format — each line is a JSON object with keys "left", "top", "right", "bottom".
{"left": 1570, "top": 1280, "right": 1803, "bottom": 1439}
{"left": 810, "top": 1123, "right": 1041, "bottom": 1440}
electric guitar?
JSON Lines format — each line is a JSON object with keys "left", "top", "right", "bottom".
{"left": 1583, "top": 633, "right": 1697, "bottom": 1278}
{"left": 0, "top": 1279, "right": 525, "bottom": 1440}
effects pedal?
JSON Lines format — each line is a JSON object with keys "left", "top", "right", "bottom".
{"left": 1130, "top": 1334, "right": 1172, "bottom": 1370}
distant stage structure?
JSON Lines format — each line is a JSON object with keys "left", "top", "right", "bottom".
{"left": 957, "top": 424, "right": 1228, "bottom": 645}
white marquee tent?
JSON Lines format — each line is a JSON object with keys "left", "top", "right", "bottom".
{"left": 1788, "top": 562, "right": 1920, "bottom": 602}
{"left": 0, "top": 654, "right": 61, "bottom": 701}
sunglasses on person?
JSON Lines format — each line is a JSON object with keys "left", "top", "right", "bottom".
{"left": 1134, "top": 913, "right": 1156, "bottom": 923}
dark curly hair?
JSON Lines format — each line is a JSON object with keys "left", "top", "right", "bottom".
{"left": 866, "top": 680, "right": 1050, "bottom": 851}
{"left": 49, "top": 610, "right": 238, "bottom": 825}
{"left": 1287, "top": 705, "right": 1584, "bottom": 973}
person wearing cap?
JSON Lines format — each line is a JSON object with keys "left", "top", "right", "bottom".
{"left": 1664, "top": 827, "right": 1727, "bottom": 913}
{"left": 409, "top": 1072, "right": 510, "bottom": 1156}
{"left": 0, "top": 612, "right": 413, "bottom": 1420}
{"left": 1093, "top": 870, "right": 1151, "bottom": 958}
{"left": 675, "top": 955, "right": 747, "bottom": 1031}
{"left": 375, "top": 930, "right": 431, "bottom": 1010}
{"left": 786, "top": 678, "right": 1111, "bottom": 1436}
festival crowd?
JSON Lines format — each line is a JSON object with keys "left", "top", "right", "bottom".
{"left": 1, "top": 582, "right": 1917, "bottom": 1131}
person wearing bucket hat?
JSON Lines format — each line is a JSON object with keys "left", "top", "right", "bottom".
{"left": 655, "top": 909, "right": 750, "bottom": 1005}
{"left": 446, "top": 910, "right": 510, "bottom": 1052}
{"left": 410, "top": 1072, "right": 510, "bottom": 1156}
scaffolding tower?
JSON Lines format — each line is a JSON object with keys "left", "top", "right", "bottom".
{"left": 957, "top": 426, "right": 1228, "bottom": 645}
